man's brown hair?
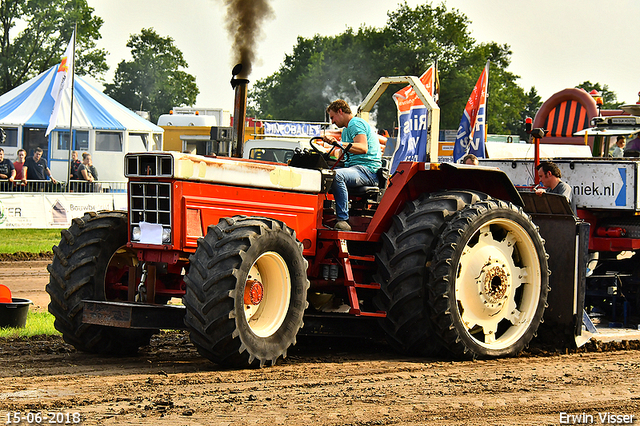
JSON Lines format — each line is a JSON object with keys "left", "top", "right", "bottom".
{"left": 536, "top": 161, "right": 562, "bottom": 178}
{"left": 462, "top": 153, "right": 478, "bottom": 165}
{"left": 326, "top": 99, "right": 352, "bottom": 115}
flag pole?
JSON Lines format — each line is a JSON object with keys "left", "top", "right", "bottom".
{"left": 484, "top": 60, "right": 490, "bottom": 158}
{"left": 66, "top": 24, "right": 77, "bottom": 192}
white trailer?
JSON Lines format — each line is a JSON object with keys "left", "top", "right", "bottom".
{"left": 480, "top": 158, "right": 640, "bottom": 211}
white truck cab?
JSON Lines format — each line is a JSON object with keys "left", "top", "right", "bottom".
{"left": 243, "top": 138, "right": 313, "bottom": 163}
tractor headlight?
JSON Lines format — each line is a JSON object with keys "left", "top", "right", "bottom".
{"left": 162, "top": 227, "right": 171, "bottom": 243}
{"left": 132, "top": 226, "right": 141, "bottom": 241}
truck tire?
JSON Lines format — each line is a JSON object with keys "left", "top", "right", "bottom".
{"left": 183, "top": 216, "right": 309, "bottom": 368}
{"left": 429, "top": 199, "right": 550, "bottom": 358}
{"left": 374, "top": 191, "right": 490, "bottom": 356}
{"left": 46, "top": 211, "right": 154, "bottom": 355}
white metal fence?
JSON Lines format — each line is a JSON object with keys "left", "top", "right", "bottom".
{"left": 0, "top": 180, "right": 127, "bottom": 193}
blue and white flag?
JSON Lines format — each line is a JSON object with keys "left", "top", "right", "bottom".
{"left": 453, "top": 61, "right": 489, "bottom": 162}
{"left": 390, "top": 65, "right": 437, "bottom": 173}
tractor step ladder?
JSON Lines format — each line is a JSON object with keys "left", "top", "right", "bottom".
{"left": 336, "top": 237, "right": 386, "bottom": 318}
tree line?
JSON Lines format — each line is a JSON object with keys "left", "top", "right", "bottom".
{"left": 0, "top": 0, "right": 196, "bottom": 121}
{"left": 0, "top": 0, "right": 621, "bottom": 134}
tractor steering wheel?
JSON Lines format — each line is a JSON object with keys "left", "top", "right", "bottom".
{"left": 309, "top": 137, "right": 331, "bottom": 160}
{"left": 309, "top": 136, "right": 352, "bottom": 159}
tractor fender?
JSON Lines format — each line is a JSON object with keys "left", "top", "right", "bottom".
{"left": 366, "top": 161, "right": 523, "bottom": 240}
{"left": 435, "top": 162, "right": 523, "bottom": 206}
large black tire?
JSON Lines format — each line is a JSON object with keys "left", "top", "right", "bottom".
{"left": 46, "top": 211, "right": 154, "bottom": 355}
{"left": 374, "top": 191, "right": 490, "bottom": 356}
{"left": 183, "top": 216, "right": 309, "bottom": 368}
{"left": 429, "top": 198, "right": 550, "bottom": 359}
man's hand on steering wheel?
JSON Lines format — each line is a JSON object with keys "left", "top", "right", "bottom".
{"left": 309, "top": 136, "right": 333, "bottom": 160}
{"left": 320, "top": 135, "right": 352, "bottom": 157}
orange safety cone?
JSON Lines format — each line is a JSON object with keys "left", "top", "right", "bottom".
{"left": 0, "top": 284, "right": 12, "bottom": 303}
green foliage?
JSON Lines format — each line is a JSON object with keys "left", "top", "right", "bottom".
{"left": 104, "top": 28, "right": 199, "bottom": 122}
{"left": 575, "top": 81, "right": 623, "bottom": 109}
{"left": 249, "top": 28, "right": 380, "bottom": 122}
{"left": 248, "top": 0, "right": 529, "bottom": 134}
{"left": 0, "top": 229, "right": 60, "bottom": 253}
{"left": 0, "top": 0, "right": 107, "bottom": 93}
{"left": 0, "top": 311, "right": 60, "bottom": 338}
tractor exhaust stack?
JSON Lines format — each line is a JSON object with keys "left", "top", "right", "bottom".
{"left": 231, "top": 64, "right": 249, "bottom": 158}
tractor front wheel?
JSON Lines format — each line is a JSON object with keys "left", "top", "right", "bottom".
{"left": 183, "top": 216, "right": 309, "bottom": 368}
{"left": 46, "top": 211, "right": 154, "bottom": 355}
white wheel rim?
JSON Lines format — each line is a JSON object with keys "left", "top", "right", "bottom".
{"left": 455, "top": 218, "right": 542, "bottom": 350}
{"left": 244, "top": 251, "right": 291, "bottom": 338}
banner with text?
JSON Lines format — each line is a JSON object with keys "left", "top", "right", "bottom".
{"left": 0, "top": 193, "right": 127, "bottom": 228}
{"left": 262, "top": 121, "right": 323, "bottom": 138}
{"left": 391, "top": 65, "right": 438, "bottom": 173}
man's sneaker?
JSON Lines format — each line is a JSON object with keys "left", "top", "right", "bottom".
{"left": 335, "top": 220, "right": 351, "bottom": 231}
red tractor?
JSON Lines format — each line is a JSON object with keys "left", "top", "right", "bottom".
{"left": 46, "top": 75, "right": 587, "bottom": 367}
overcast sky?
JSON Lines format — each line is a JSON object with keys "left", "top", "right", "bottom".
{"left": 86, "top": 0, "right": 640, "bottom": 120}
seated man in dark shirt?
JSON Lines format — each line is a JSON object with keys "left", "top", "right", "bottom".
{"left": 535, "top": 161, "right": 571, "bottom": 203}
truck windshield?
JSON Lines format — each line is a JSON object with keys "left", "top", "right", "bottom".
{"left": 249, "top": 148, "right": 294, "bottom": 163}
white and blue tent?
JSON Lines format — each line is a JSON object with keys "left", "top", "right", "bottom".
{"left": 0, "top": 65, "right": 163, "bottom": 182}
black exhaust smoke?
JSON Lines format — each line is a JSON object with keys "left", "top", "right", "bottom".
{"left": 223, "top": 0, "right": 274, "bottom": 78}
{"left": 222, "top": 0, "right": 274, "bottom": 157}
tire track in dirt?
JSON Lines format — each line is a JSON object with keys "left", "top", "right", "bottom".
{"left": 0, "top": 333, "right": 639, "bottom": 425}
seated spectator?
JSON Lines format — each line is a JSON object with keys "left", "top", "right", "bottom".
{"left": 535, "top": 161, "right": 572, "bottom": 203}
{"left": 612, "top": 136, "right": 625, "bottom": 157}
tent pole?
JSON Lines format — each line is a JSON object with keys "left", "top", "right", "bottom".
{"left": 66, "top": 24, "right": 77, "bottom": 192}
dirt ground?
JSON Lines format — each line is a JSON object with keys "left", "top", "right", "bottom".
{"left": 1, "top": 260, "right": 639, "bottom": 426}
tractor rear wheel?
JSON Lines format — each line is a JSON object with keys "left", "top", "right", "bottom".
{"left": 46, "top": 211, "right": 154, "bottom": 355}
{"left": 183, "top": 216, "right": 309, "bottom": 368}
{"left": 429, "top": 199, "right": 550, "bottom": 358}
{"left": 374, "top": 191, "right": 490, "bottom": 356}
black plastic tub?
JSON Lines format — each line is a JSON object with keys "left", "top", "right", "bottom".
{"left": 0, "top": 298, "right": 32, "bottom": 328}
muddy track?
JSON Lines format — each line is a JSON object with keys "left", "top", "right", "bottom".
{"left": 1, "top": 260, "right": 639, "bottom": 425}
{"left": 0, "top": 333, "right": 639, "bottom": 426}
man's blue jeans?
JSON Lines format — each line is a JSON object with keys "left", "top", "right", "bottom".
{"left": 332, "top": 165, "right": 378, "bottom": 221}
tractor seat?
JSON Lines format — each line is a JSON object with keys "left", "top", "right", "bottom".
{"left": 349, "top": 168, "right": 386, "bottom": 197}
{"left": 349, "top": 157, "right": 390, "bottom": 199}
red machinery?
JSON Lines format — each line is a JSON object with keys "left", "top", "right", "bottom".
{"left": 46, "top": 74, "right": 586, "bottom": 367}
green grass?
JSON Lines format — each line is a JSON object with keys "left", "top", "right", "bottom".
{"left": 0, "top": 229, "right": 61, "bottom": 253}
{"left": 0, "top": 311, "right": 60, "bottom": 338}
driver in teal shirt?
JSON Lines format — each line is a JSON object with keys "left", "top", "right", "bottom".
{"left": 323, "top": 99, "right": 381, "bottom": 231}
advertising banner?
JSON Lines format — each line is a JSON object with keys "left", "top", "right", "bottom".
{"left": 0, "top": 194, "right": 122, "bottom": 228}
{"left": 262, "top": 121, "right": 322, "bottom": 138}
{"left": 391, "top": 65, "right": 438, "bottom": 173}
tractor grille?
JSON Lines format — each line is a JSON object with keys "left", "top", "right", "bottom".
{"left": 126, "top": 154, "right": 173, "bottom": 177}
{"left": 129, "top": 182, "right": 172, "bottom": 228}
